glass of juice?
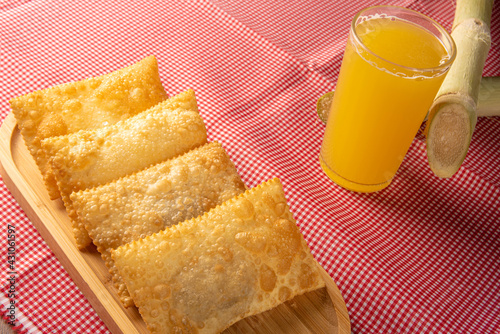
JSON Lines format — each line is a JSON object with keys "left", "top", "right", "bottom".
{"left": 319, "top": 6, "right": 456, "bottom": 193}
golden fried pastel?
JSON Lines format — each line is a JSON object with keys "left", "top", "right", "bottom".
{"left": 112, "top": 178, "right": 325, "bottom": 333}
{"left": 10, "top": 56, "right": 167, "bottom": 199}
{"left": 42, "top": 92, "right": 207, "bottom": 249}
{"left": 71, "top": 142, "right": 246, "bottom": 307}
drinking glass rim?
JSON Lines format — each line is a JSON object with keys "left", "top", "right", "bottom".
{"left": 351, "top": 5, "right": 457, "bottom": 73}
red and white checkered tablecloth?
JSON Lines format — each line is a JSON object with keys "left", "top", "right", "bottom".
{"left": 1, "top": 0, "right": 499, "bottom": 333}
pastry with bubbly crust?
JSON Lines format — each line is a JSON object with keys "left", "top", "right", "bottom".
{"left": 71, "top": 141, "right": 246, "bottom": 307}
{"left": 112, "top": 178, "right": 325, "bottom": 333}
{"left": 9, "top": 55, "right": 167, "bottom": 199}
{"left": 42, "top": 90, "right": 206, "bottom": 248}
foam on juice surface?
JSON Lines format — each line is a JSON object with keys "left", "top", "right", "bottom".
{"left": 356, "top": 16, "right": 448, "bottom": 69}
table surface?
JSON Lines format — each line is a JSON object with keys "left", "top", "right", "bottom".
{"left": 1, "top": 1, "right": 499, "bottom": 334}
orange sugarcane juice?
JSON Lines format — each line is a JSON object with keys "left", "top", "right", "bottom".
{"left": 320, "top": 6, "right": 456, "bottom": 193}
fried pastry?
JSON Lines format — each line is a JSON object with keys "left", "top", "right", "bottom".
{"left": 42, "top": 94, "right": 207, "bottom": 249}
{"left": 111, "top": 178, "right": 325, "bottom": 333}
{"left": 71, "top": 141, "right": 246, "bottom": 307}
{"left": 10, "top": 55, "right": 167, "bottom": 199}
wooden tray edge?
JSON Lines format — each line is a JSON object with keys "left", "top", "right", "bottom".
{"left": 319, "top": 265, "right": 351, "bottom": 334}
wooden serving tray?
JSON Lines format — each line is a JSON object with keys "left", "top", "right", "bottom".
{"left": 0, "top": 112, "right": 351, "bottom": 334}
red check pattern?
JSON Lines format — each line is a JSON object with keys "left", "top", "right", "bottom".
{"left": 1, "top": 1, "right": 499, "bottom": 333}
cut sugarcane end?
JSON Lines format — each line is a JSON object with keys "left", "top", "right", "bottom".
{"left": 426, "top": 96, "right": 476, "bottom": 178}
{"left": 317, "top": 91, "right": 334, "bottom": 124}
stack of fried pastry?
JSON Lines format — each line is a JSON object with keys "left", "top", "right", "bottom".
{"left": 10, "top": 56, "right": 325, "bottom": 333}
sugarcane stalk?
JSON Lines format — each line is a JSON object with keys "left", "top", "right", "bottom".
{"left": 477, "top": 76, "right": 500, "bottom": 116}
{"left": 425, "top": 0, "right": 494, "bottom": 178}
